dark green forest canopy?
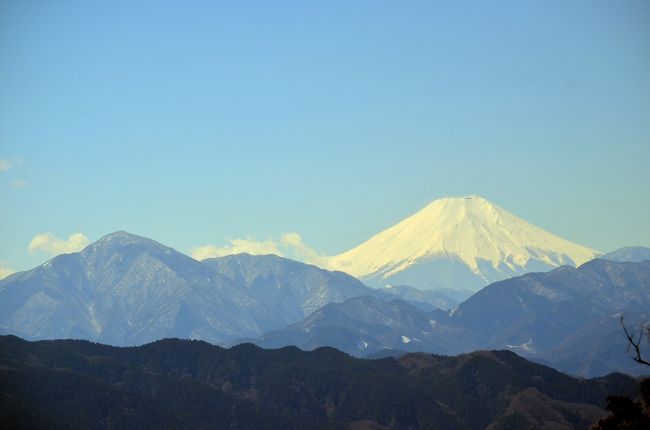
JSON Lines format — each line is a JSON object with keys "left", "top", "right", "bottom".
{"left": 0, "top": 336, "right": 644, "bottom": 430}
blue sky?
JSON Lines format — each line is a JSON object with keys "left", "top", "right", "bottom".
{"left": 1, "top": 0, "right": 649, "bottom": 273}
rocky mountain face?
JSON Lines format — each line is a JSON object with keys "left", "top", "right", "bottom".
{"left": 0, "top": 335, "right": 639, "bottom": 430}
{"left": 0, "top": 232, "right": 376, "bottom": 345}
{"left": 328, "top": 195, "right": 599, "bottom": 293}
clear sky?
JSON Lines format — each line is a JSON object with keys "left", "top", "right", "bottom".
{"left": 1, "top": 0, "right": 649, "bottom": 274}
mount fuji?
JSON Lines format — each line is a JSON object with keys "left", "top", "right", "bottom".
{"left": 328, "top": 196, "right": 599, "bottom": 293}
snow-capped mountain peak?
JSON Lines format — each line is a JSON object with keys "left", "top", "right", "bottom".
{"left": 328, "top": 196, "right": 599, "bottom": 291}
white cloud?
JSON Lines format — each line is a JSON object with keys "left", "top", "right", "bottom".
{"left": 28, "top": 233, "right": 90, "bottom": 256}
{"left": 281, "top": 232, "right": 331, "bottom": 268}
{"left": 191, "top": 232, "right": 332, "bottom": 269}
{"left": 1, "top": 157, "right": 24, "bottom": 172}
{"left": 191, "top": 238, "right": 282, "bottom": 261}
{"left": 0, "top": 261, "right": 15, "bottom": 280}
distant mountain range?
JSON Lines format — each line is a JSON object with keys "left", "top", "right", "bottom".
{"left": 0, "top": 232, "right": 373, "bottom": 345}
{"left": 328, "top": 195, "right": 600, "bottom": 293}
{"left": 453, "top": 258, "right": 650, "bottom": 376}
{"left": 601, "top": 246, "right": 650, "bottom": 263}
{"left": 1, "top": 230, "right": 648, "bottom": 377}
{"left": 251, "top": 295, "right": 471, "bottom": 356}
{"left": 0, "top": 335, "right": 639, "bottom": 430}
{"left": 250, "top": 259, "right": 650, "bottom": 377}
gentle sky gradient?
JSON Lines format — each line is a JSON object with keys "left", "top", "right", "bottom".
{"left": 1, "top": 0, "right": 649, "bottom": 272}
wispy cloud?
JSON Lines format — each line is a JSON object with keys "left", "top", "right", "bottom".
{"left": 0, "top": 156, "right": 23, "bottom": 172}
{"left": 0, "top": 159, "right": 11, "bottom": 172}
{"left": 0, "top": 261, "right": 15, "bottom": 280}
{"left": 191, "top": 232, "right": 331, "bottom": 268}
{"left": 280, "top": 232, "right": 331, "bottom": 267}
{"left": 10, "top": 179, "right": 27, "bottom": 189}
{"left": 2, "top": 157, "right": 27, "bottom": 190}
{"left": 28, "top": 233, "right": 90, "bottom": 256}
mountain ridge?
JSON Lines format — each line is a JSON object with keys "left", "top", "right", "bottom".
{"left": 0, "top": 232, "right": 379, "bottom": 345}
{"left": 601, "top": 246, "right": 650, "bottom": 263}
{"left": 247, "top": 259, "right": 650, "bottom": 377}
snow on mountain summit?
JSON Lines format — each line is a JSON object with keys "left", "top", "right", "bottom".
{"left": 328, "top": 196, "right": 599, "bottom": 292}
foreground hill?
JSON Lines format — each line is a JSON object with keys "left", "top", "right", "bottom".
{"left": 328, "top": 195, "right": 598, "bottom": 293}
{"left": 0, "top": 336, "right": 640, "bottom": 430}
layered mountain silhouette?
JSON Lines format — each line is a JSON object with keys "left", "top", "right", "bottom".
{"left": 1, "top": 231, "right": 647, "bottom": 377}
{"left": 250, "top": 259, "right": 650, "bottom": 376}
{"left": 0, "top": 335, "right": 639, "bottom": 430}
{"left": 453, "top": 259, "right": 650, "bottom": 375}
{"left": 253, "top": 295, "right": 476, "bottom": 356}
{"left": 328, "top": 195, "right": 599, "bottom": 293}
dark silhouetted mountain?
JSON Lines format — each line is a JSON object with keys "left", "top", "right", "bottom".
{"left": 601, "top": 246, "right": 650, "bottom": 263}
{"left": 0, "top": 232, "right": 381, "bottom": 346}
{"left": 0, "top": 336, "right": 639, "bottom": 430}
{"left": 485, "top": 387, "right": 606, "bottom": 430}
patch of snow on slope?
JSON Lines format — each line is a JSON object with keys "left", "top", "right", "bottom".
{"left": 505, "top": 338, "right": 535, "bottom": 353}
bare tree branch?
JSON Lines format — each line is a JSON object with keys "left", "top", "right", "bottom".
{"left": 620, "top": 316, "right": 650, "bottom": 367}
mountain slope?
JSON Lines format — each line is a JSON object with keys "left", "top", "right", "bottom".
{"left": 328, "top": 196, "right": 599, "bottom": 292}
{"left": 202, "top": 253, "right": 370, "bottom": 318}
{"left": 0, "top": 232, "right": 378, "bottom": 345}
{"left": 486, "top": 387, "right": 606, "bottom": 430}
{"left": 601, "top": 246, "right": 650, "bottom": 263}
{"left": 0, "top": 335, "right": 639, "bottom": 430}
{"left": 250, "top": 259, "right": 650, "bottom": 377}
{"left": 453, "top": 259, "right": 650, "bottom": 351}
{"left": 449, "top": 259, "right": 650, "bottom": 376}
{"left": 376, "top": 284, "right": 466, "bottom": 310}
{"left": 0, "top": 231, "right": 261, "bottom": 345}
{"left": 252, "top": 295, "right": 473, "bottom": 356}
